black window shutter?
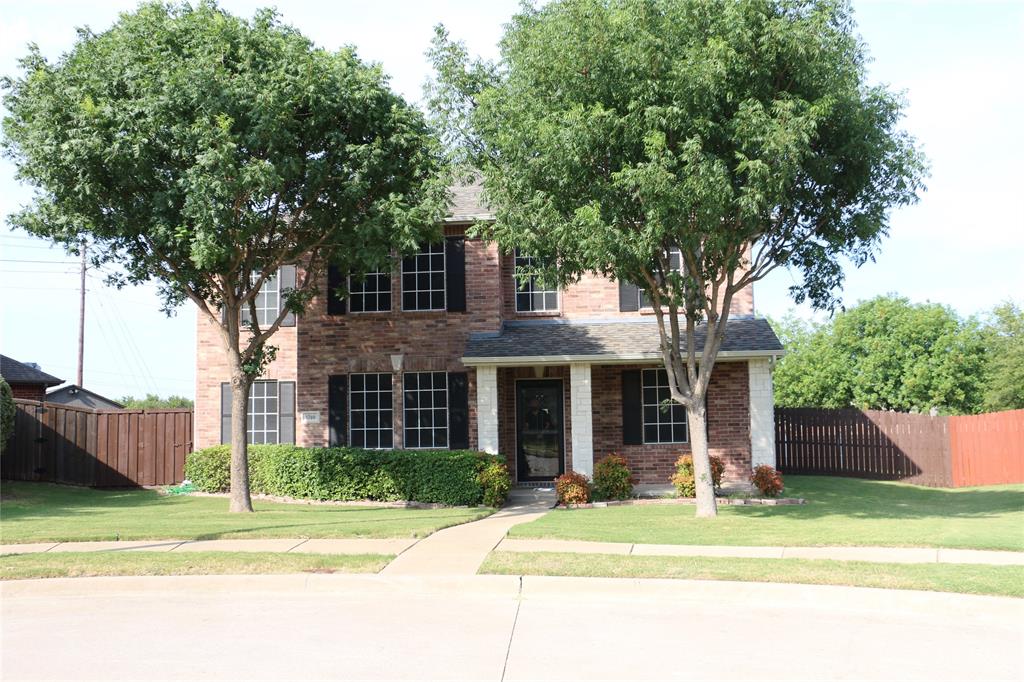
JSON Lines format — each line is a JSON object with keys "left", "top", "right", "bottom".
{"left": 279, "top": 265, "right": 297, "bottom": 326}
{"left": 220, "top": 383, "right": 232, "bottom": 444}
{"left": 621, "top": 370, "right": 643, "bottom": 445}
{"left": 619, "top": 281, "right": 640, "bottom": 312}
{"left": 327, "top": 265, "right": 347, "bottom": 315}
{"left": 279, "top": 381, "right": 296, "bottom": 444}
{"left": 447, "top": 371, "right": 469, "bottom": 450}
{"left": 445, "top": 237, "right": 467, "bottom": 312}
{"left": 328, "top": 375, "right": 348, "bottom": 447}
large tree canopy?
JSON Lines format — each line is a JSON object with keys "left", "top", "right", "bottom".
{"left": 3, "top": 1, "right": 447, "bottom": 511}
{"left": 771, "top": 296, "right": 987, "bottom": 415}
{"left": 429, "top": 0, "right": 926, "bottom": 516}
{"left": 981, "top": 301, "right": 1024, "bottom": 412}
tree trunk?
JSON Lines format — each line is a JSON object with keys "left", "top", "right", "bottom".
{"left": 228, "top": 364, "right": 254, "bottom": 513}
{"left": 687, "top": 401, "right": 718, "bottom": 518}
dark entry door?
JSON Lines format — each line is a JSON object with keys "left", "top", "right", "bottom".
{"left": 516, "top": 379, "right": 565, "bottom": 482}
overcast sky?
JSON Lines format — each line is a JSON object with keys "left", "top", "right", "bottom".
{"left": 2, "top": 0, "right": 1022, "bottom": 400}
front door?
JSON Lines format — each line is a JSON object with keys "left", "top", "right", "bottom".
{"left": 516, "top": 379, "right": 565, "bottom": 482}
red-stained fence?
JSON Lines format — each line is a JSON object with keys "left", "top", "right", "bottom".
{"left": 2, "top": 400, "right": 192, "bottom": 487}
{"left": 776, "top": 407, "right": 1024, "bottom": 488}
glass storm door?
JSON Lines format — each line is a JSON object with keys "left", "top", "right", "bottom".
{"left": 516, "top": 379, "right": 565, "bottom": 482}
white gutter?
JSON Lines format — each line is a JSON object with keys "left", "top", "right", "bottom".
{"left": 461, "top": 349, "right": 784, "bottom": 367}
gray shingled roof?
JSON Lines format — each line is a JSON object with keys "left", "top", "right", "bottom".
{"left": 446, "top": 179, "right": 493, "bottom": 223}
{"left": 0, "top": 354, "right": 63, "bottom": 386}
{"left": 463, "top": 317, "right": 782, "bottom": 363}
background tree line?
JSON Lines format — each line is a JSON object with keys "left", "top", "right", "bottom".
{"left": 770, "top": 295, "right": 1023, "bottom": 415}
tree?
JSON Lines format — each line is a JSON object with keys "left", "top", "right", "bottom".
{"left": 0, "top": 378, "right": 14, "bottom": 455}
{"left": 3, "top": 2, "right": 447, "bottom": 512}
{"left": 981, "top": 300, "right": 1024, "bottom": 411}
{"left": 771, "top": 296, "right": 987, "bottom": 414}
{"left": 429, "top": 0, "right": 926, "bottom": 516}
{"left": 120, "top": 394, "right": 195, "bottom": 410}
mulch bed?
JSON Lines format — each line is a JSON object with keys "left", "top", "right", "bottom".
{"left": 560, "top": 496, "right": 805, "bottom": 509}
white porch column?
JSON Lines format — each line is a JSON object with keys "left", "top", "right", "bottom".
{"left": 476, "top": 365, "right": 499, "bottom": 455}
{"left": 748, "top": 358, "right": 776, "bottom": 468}
{"left": 569, "top": 363, "right": 594, "bottom": 477}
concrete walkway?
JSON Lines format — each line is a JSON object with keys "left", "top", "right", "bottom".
{"left": 496, "top": 538, "right": 1024, "bottom": 565}
{"left": 381, "top": 489, "right": 556, "bottom": 575}
{"left": 3, "top": 574, "right": 1021, "bottom": 681}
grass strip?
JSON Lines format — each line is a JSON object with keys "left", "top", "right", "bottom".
{"left": 480, "top": 551, "right": 1024, "bottom": 598}
{"left": 0, "top": 551, "right": 392, "bottom": 580}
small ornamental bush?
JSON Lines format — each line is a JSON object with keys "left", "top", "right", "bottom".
{"left": 592, "top": 453, "right": 633, "bottom": 501}
{"left": 555, "top": 470, "right": 591, "bottom": 505}
{"left": 478, "top": 458, "right": 512, "bottom": 508}
{"left": 670, "top": 454, "right": 725, "bottom": 498}
{"left": 184, "top": 445, "right": 507, "bottom": 506}
{"left": 751, "top": 465, "right": 785, "bottom": 497}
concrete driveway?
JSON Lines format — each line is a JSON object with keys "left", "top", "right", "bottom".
{"left": 2, "top": 574, "right": 1021, "bottom": 681}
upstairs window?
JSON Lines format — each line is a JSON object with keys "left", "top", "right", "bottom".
{"left": 250, "top": 271, "right": 279, "bottom": 328}
{"left": 402, "top": 243, "right": 446, "bottom": 311}
{"left": 639, "top": 248, "right": 683, "bottom": 309}
{"left": 513, "top": 249, "right": 559, "bottom": 313}
{"left": 641, "top": 369, "right": 688, "bottom": 444}
{"left": 348, "top": 270, "right": 392, "bottom": 313}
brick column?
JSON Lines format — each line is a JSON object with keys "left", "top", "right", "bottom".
{"left": 570, "top": 363, "right": 594, "bottom": 476}
{"left": 476, "top": 365, "right": 499, "bottom": 454}
{"left": 748, "top": 358, "right": 776, "bottom": 468}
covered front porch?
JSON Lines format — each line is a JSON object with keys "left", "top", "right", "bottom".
{"left": 464, "top": 318, "right": 782, "bottom": 485}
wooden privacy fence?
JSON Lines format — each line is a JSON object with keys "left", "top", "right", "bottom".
{"left": 2, "top": 400, "right": 193, "bottom": 487}
{"left": 776, "top": 407, "right": 1024, "bottom": 488}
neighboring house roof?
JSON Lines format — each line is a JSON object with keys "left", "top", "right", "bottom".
{"left": 0, "top": 354, "right": 63, "bottom": 387}
{"left": 446, "top": 179, "right": 493, "bottom": 223}
{"left": 46, "top": 384, "right": 125, "bottom": 410}
{"left": 463, "top": 317, "right": 783, "bottom": 365}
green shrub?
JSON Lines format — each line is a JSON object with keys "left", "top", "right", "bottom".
{"left": 478, "top": 458, "right": 511, "bottom": 508}
{"left": 183, "top": 445, "right": 508, "bottom": 506}
{"left": 592, "top": 453, "right": 633, "bottom": 500}
{"left": 670, "top": 454, "right": 725, "bottom": 497}
{"left": 0, "top": 378, "right": 14, "bottom": 455}
{"left": 555, "top": 470, "right": 591, "bottom": 505}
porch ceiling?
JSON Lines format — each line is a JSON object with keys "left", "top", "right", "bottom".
{"left": 462, "top": 317, "right": 783, "bottom": 367}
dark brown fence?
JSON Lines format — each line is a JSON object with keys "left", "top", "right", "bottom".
{"left": 2, "top": 400, "right": 193, "bottom": 487}
{"left": 776, "top": 407, "right": 1024, "bottom": 488}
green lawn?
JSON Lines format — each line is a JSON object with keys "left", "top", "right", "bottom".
{"left": 0, "top": 482, "right": 492, "bottom": 543}
{"left": 509, "top": 476, "right": 1024, "bottom": 551}
{"left": 0, "top": 551, "right": 390, "bottom": 580}
{"left": 481, "top": 551, "right": 1024, "bottom": 598}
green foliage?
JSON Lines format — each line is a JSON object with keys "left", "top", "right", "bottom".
{"left": 592, "top": 454, "right": 633, "bottom": 501}
{"left": 478, "top": 459, "right": 512, "bottom": 508}
{"left": 184, "top": 445, "right": 508, "bottom": 507}
{"left": 671, "top": 454, "right": 725, "bottom": 497}
{"left": 981, "top": 301, "right": 1024, "bottom": 412}
{"left": 771, "top": 295, "right": 988, "bottom": 414}
{"left": 0, "top": 378, "right": 14, "bottom": 454}
{"left": 120, "top": 394, "right": 193, "bottom": 409}
{"left": 555, "top": 471, "right": 592, "bottom": 505}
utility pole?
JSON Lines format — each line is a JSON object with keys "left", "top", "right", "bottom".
{"left": 77, "top": 241, "right": 86, "bottom": 387}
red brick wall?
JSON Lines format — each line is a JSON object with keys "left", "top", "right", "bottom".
{"left": 9, "top": 384, "right": 46, "bottom": 401}
{"left": 591, "top": 361, "right": 752, "bottom": 485}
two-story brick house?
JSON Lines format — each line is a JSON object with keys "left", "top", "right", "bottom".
{"left": 194, "top": 182, "right": 783, "bottom": 486}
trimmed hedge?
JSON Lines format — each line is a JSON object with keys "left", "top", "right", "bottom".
{"left": 184, "top": 445, "right": 511, "bottom": 507}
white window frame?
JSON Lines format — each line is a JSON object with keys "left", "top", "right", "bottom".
{"left": 513, "top": 249, "right": 560, "bottom": 313}
{"left": 641, "top": 369, "right": 688, "bottom": 444}
{"left": 349, "top": 372, "right": 394, "bottom": 449}
{"left": 247, "top": 380, "right": 279, "bottom": 445}
{"left": 251, "top": 271, "right": 280, "bottom": 328}
{"left": 402, "top": 371, "right": 449, "bottom": 449}
{"left": 401, "top": 243, "right": 447, "bottom": 312}
{"left": 347, "top": 270, "right": 392, "bottom": 313}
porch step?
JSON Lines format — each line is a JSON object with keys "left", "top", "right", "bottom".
{"left": 514, "top": 481, "right": 557, "bottom": 489}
